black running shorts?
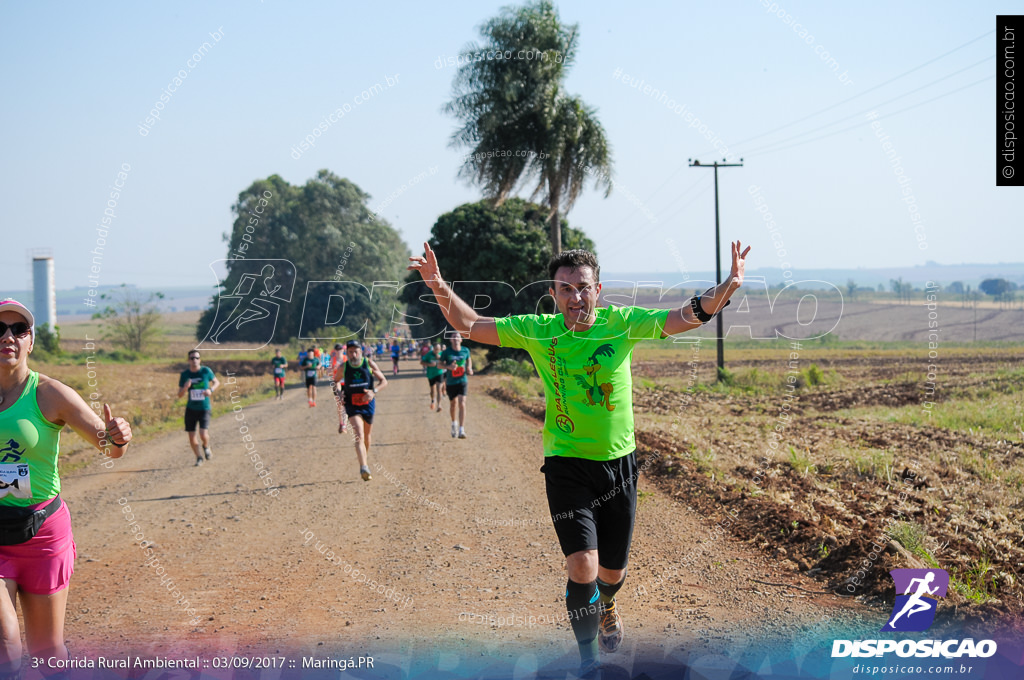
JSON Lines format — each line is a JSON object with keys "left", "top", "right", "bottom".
{"left": 542, "top": 450, "right": 638, "bottom": 570}
{"left": 446, "top": 382, "right": 467, "bottom": 399}
{"left": 305, "top": 377, "right": 317, "bottom": 387}
{"left": 428, "top": 375, "right": 442, "bottom": 386}
{"left": 184, "top": 408, "right": 211, "bottom": 432}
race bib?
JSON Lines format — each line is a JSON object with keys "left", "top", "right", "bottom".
{"left": 306, "top": 369, "right": 317, "bottom": 378}
{"left": 274, "top": 367, "right": 284, "bottom": 377}
{"left": 0, "top": 464, "right": 31, "bottom": 499}
{"left": 189, "top": 388, "right": 206, "bottom": 401}
{"left": 351, "top": 392, "right": 372, "bottom": 406}
{"left": 452, "top": 365, "right": 466, "bottom": 378}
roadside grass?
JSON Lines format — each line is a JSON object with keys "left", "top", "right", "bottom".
{"left": 833, "top": 391, "right": 1023, "bottom": 442}
{"left": 31, "top": 359, "right": 275, "bottom": 476}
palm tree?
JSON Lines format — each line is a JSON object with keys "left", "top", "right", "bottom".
{"left": 444, "top": 1, "right": 612, "bottom": 253}
{"left": 529, "top": 94, "right": 612, "bottom": 253}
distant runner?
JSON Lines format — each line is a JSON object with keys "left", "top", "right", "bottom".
{"left": 419, "top": 341, "right": 430, "bottom": 374}
{"left": 330, "top": 345, "right": 349, "bottom": 434}
{"left": 177, "top": 351, "right": 220, "bottom": 466}
{"left": 313, "top": 344, "right": 325, "bottom": 379}
{"left": 390, "top": 339, "right": 401, "bottom": 375}
{"left": 421, "top": 341, "right": 445, "bottom": 412}
{"left": 440, "top": 334, "right": 473, "bottom": 439}
{"left": 271, "top": 349, "right": 287, "bottom": 400}
{"left": 301, "top": 347, "right": 318, "bottom": 407}
{"left": 341, "top": 339, "right": 387, "bottom": 481}
{"left": 409, "top": 240, "right": 749, "bottom": 676}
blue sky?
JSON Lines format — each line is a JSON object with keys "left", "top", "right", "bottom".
{"left": 0, "top": 0, "right": 1011, "bottom": 291}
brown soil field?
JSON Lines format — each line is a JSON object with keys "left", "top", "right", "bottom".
{"left": 491, "top": 346, "right": 1024, "bottom": 634}
{"left": 624, "top": 296, "right": 1024, "bottom": 342}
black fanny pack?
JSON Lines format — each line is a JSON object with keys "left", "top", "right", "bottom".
{"left": 0, "top": 495, "right": 62, "bottom": 545}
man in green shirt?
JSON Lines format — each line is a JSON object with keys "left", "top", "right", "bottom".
{"left": 409, "top": 240, "right": 750, "bottom": 674}
{"left": 271, "top": 349, "right": 287, "bottom": 400}
{"left": 440, "top": 335, "right": 473, "bottom": 439}
{"left": 177, "top": 351, "right": 220, "bottom": 466}
{"left": 421, "top": 341, "right": 445, "bottom": 412}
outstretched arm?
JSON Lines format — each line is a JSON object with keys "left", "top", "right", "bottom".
{"left": 662, "top": 240, "right": 750, "bottom": 337}
{"left": 408, "top": 242, "right": 500, "bottom": 345}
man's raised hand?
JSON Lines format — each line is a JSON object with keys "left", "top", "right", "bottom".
{"left": 729, "top": 240, "right": 751, "bottom": 288}
{"left": 407, "top": 242, "right": 443, "bottom": 291}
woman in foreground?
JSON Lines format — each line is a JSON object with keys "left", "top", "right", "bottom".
{"left": 0, "top": 300, "right": 132, "bottom": 676}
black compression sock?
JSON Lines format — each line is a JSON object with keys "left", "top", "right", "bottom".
{"left": 596, "top": 572, "right": 626, "bottom": 605}
{"left": 565, "top": 579, "right": 601, "bottom": 661}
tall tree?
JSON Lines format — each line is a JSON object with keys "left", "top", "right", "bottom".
{"left": 399, "top": 198, "right": 594, "bottom": 357}
{"left": 196, "top": 171, "right": 409, "bottom": 344}
{"left": 444, "top": 0, "right": 612, "bottom": 253}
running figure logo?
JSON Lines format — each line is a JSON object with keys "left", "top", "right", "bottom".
{"left": 198, "top": 260, "right": 296, "bottom": 350}
{"left": 881, "top": 568, "right": 949, "bottom": 632}
{"left": 0, "top": 439, "right": 25, "bottom": 464}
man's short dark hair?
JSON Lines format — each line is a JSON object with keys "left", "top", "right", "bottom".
{"left": 548, "top": 249, "right": 600, "bottom": 283}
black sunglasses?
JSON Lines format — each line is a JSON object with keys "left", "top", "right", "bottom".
{"left": 0, "top": 322, "right": 31, "bottom": 338}
{"left": 188, "top": 355, "right": 201, "bottom": 360}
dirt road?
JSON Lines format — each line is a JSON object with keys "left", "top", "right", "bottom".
{"left": 59, "top": 368, "right": 874, "bottom": 672}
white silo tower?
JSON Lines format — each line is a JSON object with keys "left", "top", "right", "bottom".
{"left": 31, "top": 253, "right": 56, "bottom": 330}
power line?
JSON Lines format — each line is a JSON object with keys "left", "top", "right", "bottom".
{"left": 590, "top": 172, "right": 708, "bottom": 240}
{"left": 691, "top": 29, "right": 995, "bottom": 157}
{"left": 738, "top": 55, "right": 993, "bottom": 156}
{"left": 608, "top": 30, "right": 995, "bottom": 235}
{"left": 611, "top": 180, "right": 714, "bottom": 255}
{"left": 749, "top": 74, "right": 994, "bottom": 157}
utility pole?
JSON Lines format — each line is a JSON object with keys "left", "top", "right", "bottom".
{"left": 689, "top": 158, "right": 743, "bottom": 380}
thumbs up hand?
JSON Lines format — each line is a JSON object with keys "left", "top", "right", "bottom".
{"left": 103, "top": 403, "right": 133, "bottom": 450}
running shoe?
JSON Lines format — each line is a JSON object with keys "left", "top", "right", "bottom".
{"left": 360, "top": 465, "right": 372, "bottom": 482}
{"left": 429, "top": 400, "right": 435, "bottom": 410}
{"left": 451, "top": 422, "right": 458, "bottom": 438}
{"left": 194, "top": 457, "right": 203, "bottom": 467}
{"left": 598, "top": 601, "right": 623, "bottom": 653}
{"left": 436, "top": 405, "right": 442, "bottom": 412}
{"left": 458, "top": 427, "right": 467, "bottom": 439}
{"left": 338, "top": 422, "right": 347, "bottom": 434}
{"left": 203, "top": 447, "right": 212, "bottom": 461}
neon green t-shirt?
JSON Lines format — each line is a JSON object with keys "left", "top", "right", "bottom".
{"left": 0, "top": 372, "right": 63, "bottom": 506}
{"left": 494, "top": 306, "right": 669, "bottom": 461}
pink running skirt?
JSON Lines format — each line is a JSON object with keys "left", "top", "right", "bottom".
{"left": 0, "top": 498, "right": 76, "bottom": 594}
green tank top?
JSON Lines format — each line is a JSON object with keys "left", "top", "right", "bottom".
{"left": 0, "top": 371, "right": 62, "bottom": 506}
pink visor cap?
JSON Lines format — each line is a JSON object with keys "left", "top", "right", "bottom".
{"left": 0, "top": 299, "right": 36, "bottom": 331}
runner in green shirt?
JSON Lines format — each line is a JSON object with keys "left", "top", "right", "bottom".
{"left": 440, "top": 335, "right": 473, "bottom": 439}
{"left": 421, "top": 341, "right": 445, "bottom": 412}
{"left": 271, "top": 349, "right": 287, "bottom": 400}
{"left": 409, "top": 240, "right": 750, "bottom": 675}
{"left": 177, "top": 351, "right": 220, "bottom": 466}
